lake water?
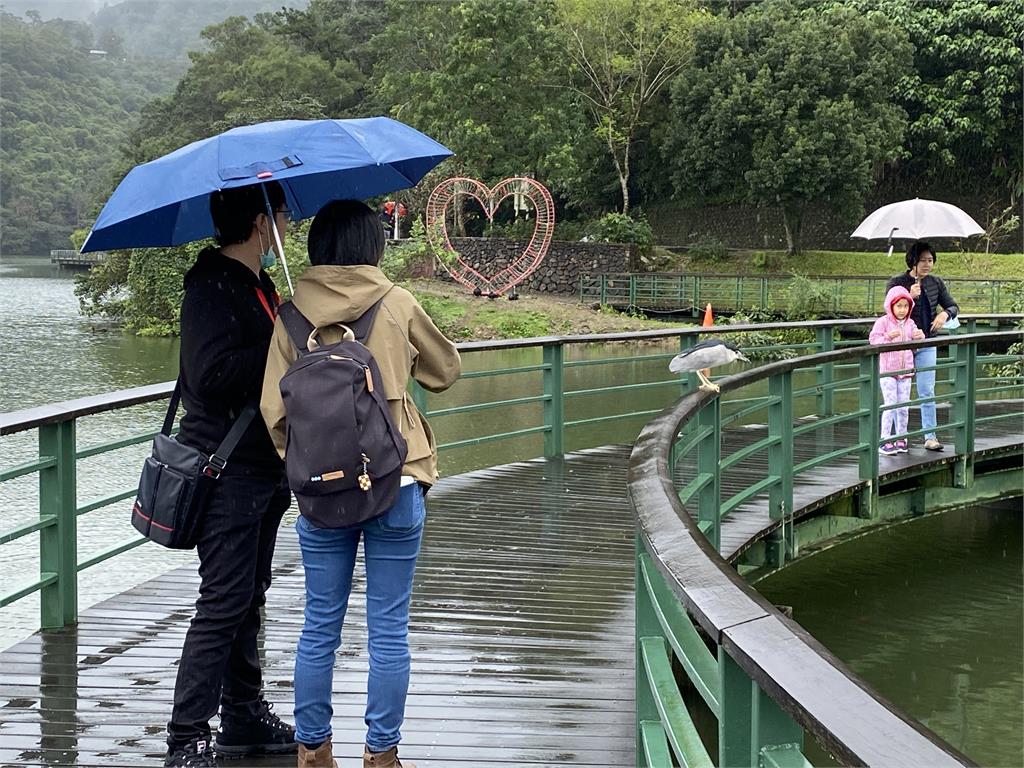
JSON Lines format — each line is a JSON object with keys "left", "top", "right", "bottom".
{"left": 757, "top": 501, "right": 1023, "bottom": 767}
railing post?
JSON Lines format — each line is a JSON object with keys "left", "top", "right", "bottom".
{"left": 628, "top": 276, "right": 637, "bottom": 312}
{"left": 718, "top": 649, "right": 754, "bottom": 767}
{"left": 768, "top": 372, "right": 794, "bottom": 565}
{"left": 635, "top": 539, "right": 659, "bottom": 768}
{"left": 600, "top": 274, "right": 607, "bottom": 306}
{"left": 543, "top": 342, "right": 564, "bottom": 457}
{"left": 760, "top": 277, "right": 768, "bottom": 310}
{"left": 815, "top": 326, "right": 835, "bottom": 417}
{"left": 752, "top": 685, "right": 805, "bottom": 767}
{"left": 951, "top": 340, "right": 977, "bottom": 488}
{"left": 857, "top": 355, "right": 880, "bottom": 518}
{"left": 697, "top": 398, "right": 721, "bottom": 551}
{"left": 38, "top": 419, "right": 77, "bottom": 628}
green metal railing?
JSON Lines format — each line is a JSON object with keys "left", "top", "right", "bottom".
{"left": 582, "top": 272, "right": 1023, "bottom": 316}
{"left": 1, "top": 318, "right": 1019, "bottom": 632}
{"left": 630, "top": 329, "right": 1022, "bottom": 768}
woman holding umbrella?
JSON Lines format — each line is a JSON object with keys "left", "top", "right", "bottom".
{"left": 885, "top": 241, "right": 960, "bottom": 452}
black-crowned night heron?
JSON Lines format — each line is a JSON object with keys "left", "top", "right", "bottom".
{"left": 668, "top": 339, "right": 750, "bottom": 392}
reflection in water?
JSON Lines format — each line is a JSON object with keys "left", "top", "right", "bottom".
{"left": 756, "top": 502, "right": 1024, "bottom": 768}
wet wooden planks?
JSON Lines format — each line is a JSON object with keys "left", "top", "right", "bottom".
{"left": 0, "top": 448, "right": 638, "bottom": 767}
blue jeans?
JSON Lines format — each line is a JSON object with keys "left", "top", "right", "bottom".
{"left": 293, "top": 483, "right": 425, "bottom": 752}
{"left": 913, "top": 346, "right": 938, "bottom": 440}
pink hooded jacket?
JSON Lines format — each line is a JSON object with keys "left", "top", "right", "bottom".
{"left": 869, "top": 285, "right": 919, "bottom": 377}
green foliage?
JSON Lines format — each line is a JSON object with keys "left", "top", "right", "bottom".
{"left": 665, "top": 0, "right": 912, "bottom": 254}
{"left": 375, "top": 0, "right": 581, "bottom": 193}
{"left": 751, "top": 251, "right": 780, "bottom": 271}
{"left": 724, "top": 309, "right": 818, "bottom": 361}
{"left": 985, "top": 280, "right": 1024, "bottom": 379}
{"left": 687, "top": 234, "right": 728, "bottom": 263}
{"left": 92, "top": 0, "right": 288, "bottom": 61}
{"left": 589, "top": 213, "right": 654, "bottom": 254}
{"left": 380, "top": 218, "right": 454, "bottom": 281}
{"left": 555, "top": 0, "right": 704, "bottom": 213}
{"left": 850, "top": 0, "right": 1024, "bottom": 195}
{"left": 475, "top": 308, "right": 551, "bottom": 338}
{"left": 0, "top": 12, "right": 181, "bottom": 254}
{"left": 410, "top": 293, "right": 471, "bottom": 339}
{"left": 783, "top": 273, "right": 838, "bottom": 319}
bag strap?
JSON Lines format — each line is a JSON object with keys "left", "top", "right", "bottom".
{"left": 278, "top": 291, "right": 391, "bottom": 351}
{"left": 160, "top": 378, "right": 257, "bottom": 479}
{"left": 279, "top": 301, "right": 315, "bottom": 352}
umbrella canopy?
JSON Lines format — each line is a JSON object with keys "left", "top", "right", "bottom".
{"left": 851, "top": 198, "right": 984, "bottom": 241}
{"left": 80, "top": 117, "right": 452, "bottom": 253}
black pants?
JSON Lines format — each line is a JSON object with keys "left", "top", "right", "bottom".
{"left": 167, "top": 470, "right": 290, "bottom": 747}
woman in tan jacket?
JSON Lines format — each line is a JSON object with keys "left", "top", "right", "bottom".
{"left": 260, "top": 200, "right": 460, "bottom": 768}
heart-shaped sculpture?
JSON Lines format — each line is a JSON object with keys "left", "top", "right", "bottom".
{"left": 425, "top": 177, "right": 555, "bottom": 296}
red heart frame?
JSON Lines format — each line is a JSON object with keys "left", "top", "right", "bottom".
{"left": 425, "top": 177, "right": 555, "bottom": 296}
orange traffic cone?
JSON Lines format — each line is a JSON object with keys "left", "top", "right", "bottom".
{"left": 701, "top": 303, "right": 713, "bottom": 378}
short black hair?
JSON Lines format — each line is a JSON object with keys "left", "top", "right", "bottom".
{"left": 209, "top": 182, "right": 285, "bottom": 247}
{"left": 906, "top": 241, "right": 937, "bottom": 270}
{"left": 308, "top": 199, "right": 384, "bottom": 267}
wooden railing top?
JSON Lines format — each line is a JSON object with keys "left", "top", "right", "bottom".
{"left": 2, "top": 320, "right": 1020, "bottom": 436}
{"left": 627, "top": 334, "right": 1024, "bottom": 768}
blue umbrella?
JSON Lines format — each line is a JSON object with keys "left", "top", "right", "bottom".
{"left": 80, "top": 117, "right": 453, "bottom": 288}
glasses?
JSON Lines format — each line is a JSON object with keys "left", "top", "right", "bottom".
{"left": 276, "top": 208, "right": 294, "bottom": 223}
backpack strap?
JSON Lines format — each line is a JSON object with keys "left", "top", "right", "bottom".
{"left": 278, "top": 301, "right": 315, "bottom": 353}
{"left": 347, "top": 295, "right": 387, "bottom": 344}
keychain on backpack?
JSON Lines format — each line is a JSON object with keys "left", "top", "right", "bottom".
{"left": 358, "top": 453, "right": 372, "bottom": 492}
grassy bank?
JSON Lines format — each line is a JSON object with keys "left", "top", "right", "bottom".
{"left": 667, "top": 249, "right": 1024, "bottom": 281}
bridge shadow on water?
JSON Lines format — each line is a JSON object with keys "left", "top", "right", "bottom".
{"left": 0, "top": 448, "right": 637, "bottom": 767}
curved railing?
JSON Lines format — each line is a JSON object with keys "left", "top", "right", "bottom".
{"left": 0, "top": 315, "right": 1019, "bottom": 639}
{"left": 629, "top": 328, "right": 1023, "bottom": 767}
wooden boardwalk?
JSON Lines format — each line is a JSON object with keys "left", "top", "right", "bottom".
{"left": 0, "top": 449, "right": 637, "bottom": 768}
{"left": 0, "top": 402, "right": 1019, "bottom": 767}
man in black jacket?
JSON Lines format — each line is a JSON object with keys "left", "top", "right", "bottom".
{"left": 165, "top": 183, "right": 296, "bottom": 767}
{"left": 886, "top": 241, "right": 960, "bottom": 452}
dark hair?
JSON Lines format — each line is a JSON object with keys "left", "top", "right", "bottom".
{"left": 905, "top": 241, "right": 937, "bottom": 270}
{"left": 210, "top": 182, "right": 285, "bottom": 247}
{"left": 308, "top": 199, "right": 384, "bottom": 267}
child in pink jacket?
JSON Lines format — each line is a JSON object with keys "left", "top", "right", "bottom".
{"left": 870, "top": 286, "right": 925, "bottom": 455}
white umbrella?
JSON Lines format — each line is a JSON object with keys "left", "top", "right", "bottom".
{"left": 851, "top": 198, "right": 985, "bottom": 256}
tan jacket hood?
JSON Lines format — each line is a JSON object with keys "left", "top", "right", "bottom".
{"left": 290, "top": 265, "right": 394, "bottom": 329}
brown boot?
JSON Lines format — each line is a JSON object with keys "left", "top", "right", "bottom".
{"left": 298, "top": 739, "right": 337, "bottom": 768}
{"left": 363, "top": 744, "right": 415, "bottom": 768}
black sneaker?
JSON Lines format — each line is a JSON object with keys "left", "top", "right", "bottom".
{"left": 164, "top": 737, "right": 216, "bottom": 768}
{"left": 215, "top": 698, "right": 297, "bottom": 757}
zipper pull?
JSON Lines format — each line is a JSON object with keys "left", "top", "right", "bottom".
{"left": 363, "top": 365, "right": 374, "bottom": 393}
{"left": 358, "top": 453, "right": 372, "bottom": 492}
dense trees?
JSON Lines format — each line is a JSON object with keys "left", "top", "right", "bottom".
{"left": 664, "top": 1, "right": 911, "bottom": 254}
{"left": 0, "top": 12, "right": 181, "bottom": 254}
{"left": 2, "top": 0, "right": 1019, "bottom": 268}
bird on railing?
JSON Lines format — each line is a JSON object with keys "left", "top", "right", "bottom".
{"left": 669, "top": 339, "right": 749, "bottom": 393}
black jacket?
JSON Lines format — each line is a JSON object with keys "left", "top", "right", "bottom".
{"left": 885, "top": 272, "right": 959, "bottom": 339}
{"left": 177, "top": 248, "right": 284, "bottom": 476}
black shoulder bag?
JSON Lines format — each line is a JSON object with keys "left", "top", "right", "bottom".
{"left": 131, "top": 382, "right": 256, "bottom": 549}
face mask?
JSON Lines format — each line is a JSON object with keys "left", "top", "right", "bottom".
{"left": 258, "top": 228, "right": 277, "bottom": 269}
{"left": 260, "top": 246, "right": 277, "bottom": 270}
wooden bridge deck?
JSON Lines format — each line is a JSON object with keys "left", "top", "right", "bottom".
{"left": 0, "top": 402, "right": 1020, "bottom": 767}
{"left": 0, "top": 448, "right": 637, "bottom": 768}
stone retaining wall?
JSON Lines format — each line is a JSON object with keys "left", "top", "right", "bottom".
{"left": 449, "top": 237, "right": 632, "bottom": 294}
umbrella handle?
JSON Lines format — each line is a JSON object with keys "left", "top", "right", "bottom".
{"left": 261, "top": 184, "right": 294, "bottom": 294}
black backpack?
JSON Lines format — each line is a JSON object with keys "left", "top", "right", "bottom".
{"left": 277, "top": 297, "right": 408, "bottom": 528}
